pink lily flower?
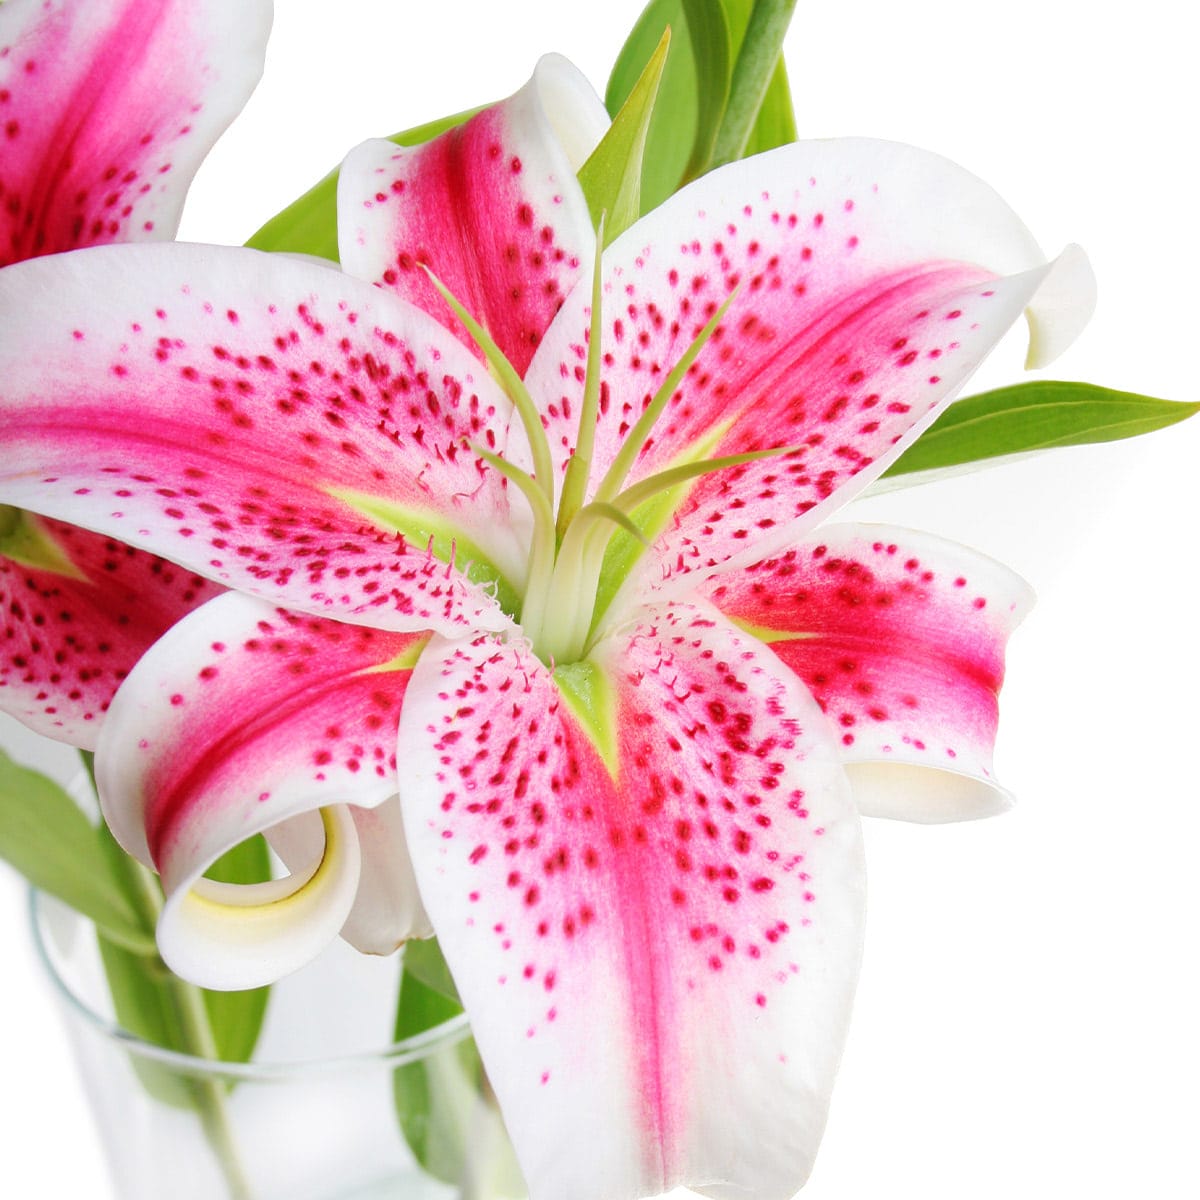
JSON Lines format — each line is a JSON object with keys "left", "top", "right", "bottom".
{"left": 0, "top": 0, "right": 271, "bottom": 745}
{"left": 0, "top": 56, "right": 1094, "bottom": 1200}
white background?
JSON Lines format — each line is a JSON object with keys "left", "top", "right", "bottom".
{"left": 2, "top": 0, "right": 1198, "bottom": 1196}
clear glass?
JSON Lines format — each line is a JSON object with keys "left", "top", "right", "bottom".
{"left": 31, "top": 892, "right": 526, "bottom": 1200}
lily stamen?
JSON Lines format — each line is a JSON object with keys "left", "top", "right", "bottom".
{"left": 556, "top": 214, "right": 609, "bottom": 541}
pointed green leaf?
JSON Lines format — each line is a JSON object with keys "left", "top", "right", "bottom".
{"left": 0, "top": 506, "right": 86, "bottom": 577}
{"left": 205, "top": 834, "right": 271, "bottom": 887}
{"left": 0, "top": 750, "right": 150, "bottom": 952}
{"left": 884, "top": 381, "right": 1200, "bottom": 479}
{"left": 92, "top": 822, "right": 218, "bottom": 1107}
{"left": 607, "top": 0, "right": 698, "bottom": 212}
{"left": 205, "top": 985, "right": 269, "bottom": 1068}
{"left": 578, "top": 32, "right": 671, "bottom": 245}
{"left": 679, "top": 0, "right": 733, "bottom": 180}
{"left": 395, "top": 959, "right": 463, "bottom": 1042}
{"left": 245, "top": 106, "right": 483, "bottom": 261}
{"left": 743, "top": 57, "right": 797, "bottom": 155}
{"left": 392, "top": 968, "right": 472, "bottom": 1184}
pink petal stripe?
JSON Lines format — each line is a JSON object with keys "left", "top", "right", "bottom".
{"left": 398, "top": 604, "right": 864, "bottom": 1200}
{"left": 339, "top": 55, "right": 606, "bottom": 375}
{"left": 0, "top": 0, "right": 270, "bottom": 265}
{"left": 705, "top": 523, "right": 1033, "bottom": 822}
{"left": 0, "top": 512, "right": 220, "bottom": 748}
{"left": 95, "top": 591, "right": 430, "bottom": 979}
{"left": 522, "top": 138, "right": 1091, "bottom": 600}
{"left": 97, "top": 591, "right": 419, "bottom": 869}
{"left": 0, "top": 243, "right": 521, "bottom": 635}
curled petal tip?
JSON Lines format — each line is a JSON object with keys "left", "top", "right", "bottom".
{"left": 94, "top": 591, "right": 433, "bottom": 985}
{"left": 705, "top": 525, "right": 1031, "bottom": 826}
{"left": 849, "top": 763, "right": 1016, "bottom": 824}
{"left": 529, "top": 52, "right": 611, "bottom": 170}
{"left": 158, "top": 806, "right": 362, "bottom": 992}
{"left": 1025, "top": 244, "right": 1097, "bottom": 369}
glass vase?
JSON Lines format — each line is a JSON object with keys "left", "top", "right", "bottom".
{"left": 31, "top": 891, "right": 526, "bottom": 1200}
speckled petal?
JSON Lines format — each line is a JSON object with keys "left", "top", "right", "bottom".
{"left": 95, "top": 590, "right": 429, "bottom": 989}
{"left": 338, "top": 54, "right": 606, "bottom": 375}
{"left": 0, "top": 0, "right": 271, "bottom": 266}
{"left": 0, "top": 243, "right": 523, "bottom": 636}
{"left": 0, "top": 512, "right": 221, "bottom": 748}
{"left": 706, "top": 523, "right": 1033, "bottom": 822}
{"left": 522, "top": 139, "right": 1094, "bottom": 600}
{"left": 398, "top": 603, "right": 864, "bottom": 1200}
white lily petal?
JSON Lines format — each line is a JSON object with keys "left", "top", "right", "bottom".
{"left": 159, "top": 805, "right": 362, "bottom": 990}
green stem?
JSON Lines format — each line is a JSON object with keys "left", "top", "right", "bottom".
{"left": 173, "top": 981, "right": 256, "bottom": 1200}
{"left": 79, "top": 753, "right": 255, "bottom": 1200}
{"left": 709, "top": 0, "right": 798, "bottom": 170}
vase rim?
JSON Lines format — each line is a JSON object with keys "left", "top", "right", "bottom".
{"left": 29, "top": 888, "right": 472, "bottom": 1081}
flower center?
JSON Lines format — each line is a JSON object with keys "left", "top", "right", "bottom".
{"left": 428, "top": 261, "right": 781, "bottom": 668}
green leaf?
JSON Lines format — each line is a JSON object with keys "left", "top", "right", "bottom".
{"left": 47, "top": 773, "right": 262, "bottom": 1187}
{"left": 391, "top": 969, "right": 470, "bottom": 1185}
{"left": 392, "top": 964, "right": 525, "bottom": 1195}
{"left": 679, "top": 0, "right": 733, "bottom": 180}
{"left": 607, "top": 0, "right": 700, "bottom": 212}
{"left": 205, "top": 834, "right": 271, "bottom": 886}
{"left": 400, "top": 937, "right": 461, "bottom": 1006}
{"left": 392, "top": 968, "right": 470, "bottom": 1182}
{"left": 710, "top": 0, "right": 799, "bottom": 169}
{"left": 606, "top": 0, "right": 796, "bottom": 213}
{"left": 578, "top": 29, "right": 672, "bottom": 245}
{"left": 245, "top": 106, "right": 483, "bottom": 261}
{"left": 0, "top": 505, "right": 85, "bottom": 576}
{"left": 0, "top": 750, "right": 150, "bottom": 953}
{"left": 395, "top": 958, "right": 464, "bottom": 1042}
{"left": 736, "top": 37, "right": 796, "bottom": 153}
{"left": 711, "top": 0, "right": 797, "bottom": 157}
{"left": 884, "top": 381, "right": 1200, "bottom": 479}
